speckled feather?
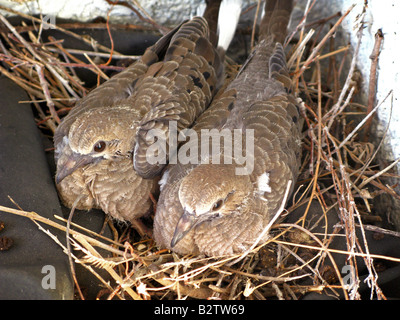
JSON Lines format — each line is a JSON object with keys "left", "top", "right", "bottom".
{"left": 133, "top": 17, "right": 224, "bottom": 179}
{"left": 154, "top": 0, "right": 302, "bottom": 256}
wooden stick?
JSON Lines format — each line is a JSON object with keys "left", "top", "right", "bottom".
{"left": 295, "top": 4, "right": 355, "bottom": 80}
{"left": 35, "top": 64, "right": 61, "bottom": 123}
{"left": 0, "top": 5, "right": 123, "bottom": 55}
{"left": 0, "top": 14, "right": 80, "bottom": 99}
{"left": 362, "top": 29, "right": 384, "bottom": 141}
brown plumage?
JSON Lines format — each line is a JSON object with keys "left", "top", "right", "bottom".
{"left": 153, "top": 0, "right": 302, "bottom": 256}
{"left": 54, "top": 1, "right": 238, "bottom": 235}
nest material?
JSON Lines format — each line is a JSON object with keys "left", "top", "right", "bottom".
{"left": 0, "top": 2, "right": 400, "bottom": 300}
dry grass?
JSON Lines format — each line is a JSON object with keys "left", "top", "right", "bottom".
{"left": 1, "top": 1, "right": 400, "bottom": 300}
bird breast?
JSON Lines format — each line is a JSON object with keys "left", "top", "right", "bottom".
{"left": 57, "top": 155, "right": 156, "bottom": 222}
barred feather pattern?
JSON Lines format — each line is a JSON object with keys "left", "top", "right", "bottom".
{"left": 153, "top": 0, "right": 302, "bottom": 256}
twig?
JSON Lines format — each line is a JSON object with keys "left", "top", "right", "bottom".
{"left": 295, "top": 4, "right": 355, "bottom": 81}
{"left": 66, "top": 195, "right": 85, "bottom": 300}
{"left": 15, "top": 22, "right": 156, "bottom": 33}
{"left": 226, "top": 265, "right": 311, "bottom": 284}
{"left": 0, "top": 64, "right": 49, "bottom": 102}
{"left": 105, "top": 0, "right": 167, "bottom": 34}
{"left": 336, "top": 223, "right": 400, "bottom": 239}
{"left": 323, "top": 4, "right": 364, "bottom": 126}
{"left": 0, "top": 204, "right": 140, "bottom": 259}
{"left": 297, "top": 45, "right": 350, "bottom": 67}
{"left": 35, "top": 64, "right": 61, "bottom": 123}
{"left": 72, "top": 232, "right": 142, "bottom": 300}
{"left": 337, "top": 90, "right": 392, "bottom": 150}
{"left": 275, "top": 238, "right": 400, "bottom": 264}
{"left": 305, "top": 11, "right": 342, "bottom": 28}
{"left": 287, "top": 29, "right": 315, "bottom": 70}
{"left": 352, "top": 92, "right": 394, "bottom": 188}
{"left": 46, "top": 47, "right": 140, "bottom": 60}
{"left": 83, "top": 53, "right": 109, "bottom": 81}
{"left": 0, "top": 14, "right": 80, "bottom": 100}
{"left": 53, "top": 215, "right": 122, "bottom": 247}
{"left": 46, "top": 60, "right": 125, "bottom": 71}
{"left": 250, "top": 0, "right": 262, "bottom": 50}
{"left": 0, "top": 5, "right": 123, "bottom": 55}
{"left": 362, "top": 28, "right": 384, "bottom": 141}
{"left": 28, "top": 92, "right": 57, "bottom": 133}
{"left": 359, "top": 157, "right": 400, "bottom": 189}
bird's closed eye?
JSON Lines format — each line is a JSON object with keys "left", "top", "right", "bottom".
{"left": 93, "top": 140, "right": 106, "bottom": 153}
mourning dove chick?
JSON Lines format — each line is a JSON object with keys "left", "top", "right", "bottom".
{"left": 54, "top": 0, "right": 240, "bottom": 235}
{"left": 154, "top": 0, "right": 302, "bottom": 256}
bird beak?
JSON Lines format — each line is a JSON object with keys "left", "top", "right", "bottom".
{"left": 170, "top": 209, "right": 198, "bottom": 248}
{"left": 55, "top": 152, "right": 95, "bottom": 184}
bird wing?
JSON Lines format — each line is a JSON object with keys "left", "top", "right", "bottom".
{"left": 133, "top": 17, "right": 225, "bottom": 179}
{"left": 54, "top": 21, "right": 185, "bottom": 147}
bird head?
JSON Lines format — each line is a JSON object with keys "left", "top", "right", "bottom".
{"left": 171, "top": 163, "right": 253, "bottom": 247}
{"left": 55, "top": 107, "right": 138, "bottom": 184}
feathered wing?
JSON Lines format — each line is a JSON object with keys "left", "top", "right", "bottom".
{"left": 54, "top": 21, "right": 186, "bottom": 150}
{"left": 154, "top": 0, "right": 302, "bottom": 256}
{"left": 133, "top": 18, "right": 223, "bottom": 179}
{"left": 133, "top": 0, "right": 243, "bottom": 179}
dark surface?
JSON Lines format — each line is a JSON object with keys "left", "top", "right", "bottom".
{"left": 0, "top": 75, "right": 115, "bottom": 300}
{"left": 0, "top": 76, "right": 74, "bottom": 299}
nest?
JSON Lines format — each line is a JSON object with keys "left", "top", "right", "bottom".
{"left": 1, "top": 1, "right": 400, "bottom": 300}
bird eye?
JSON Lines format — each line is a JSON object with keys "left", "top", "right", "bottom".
{"left": 93, "top": 140, "right": 106, "bottom": 153}
{"left": 212, "top": 199, "right": 224, "bottom": 211}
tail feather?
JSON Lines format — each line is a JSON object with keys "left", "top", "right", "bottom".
{"left": 259, "top": 0, "right": 293, "bottom": 43}
{"left": 202, "top": 0, "right": 223, "bottom": 46}
{"left": 217, "top": 0, "right": 242, "bottom": 52}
